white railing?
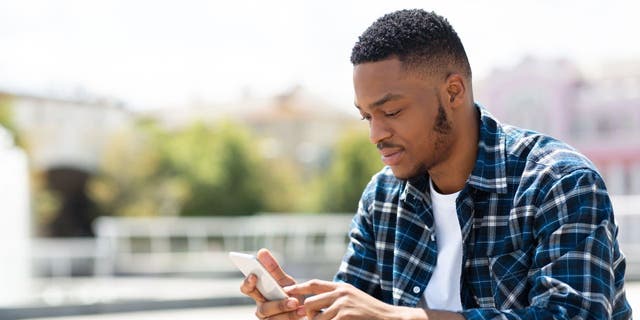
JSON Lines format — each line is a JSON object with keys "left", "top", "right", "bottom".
{"left": 91, "top": 213, "right": 353, "bottom": 277}
{"left": 30, "top": 195, "right": 640, "bottom": 279}
{"left": 31, "top": 238, "right": 98, "bottom": 277}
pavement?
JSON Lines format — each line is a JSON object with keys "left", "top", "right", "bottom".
{"left": 0, "top": 277, "right": 252, "bottom": 320}
{"left": 9, "top": 280, "right": 638, "bottom": 320}
{"left": 25, "top": 305, "right": 258, "bottom": 320}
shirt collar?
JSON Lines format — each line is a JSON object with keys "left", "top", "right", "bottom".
{"left": 467, "top": 104, "right": 508, "bottom": 194}
{"left": 401, "top": 103, "right": 508, "bottom": 201}
{"left": 400, "top": 174, "right": 429, "bottom": 203}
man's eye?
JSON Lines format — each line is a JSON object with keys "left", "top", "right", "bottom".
{"left": 385, "top": 110, "right": 400, "bottom": 117}
{"left": 360, "top": 114, "right": 371, "bottom": 121}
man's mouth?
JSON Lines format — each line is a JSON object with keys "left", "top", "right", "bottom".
{"left": 380, "top": 149, "right": 404, "bottom": 166}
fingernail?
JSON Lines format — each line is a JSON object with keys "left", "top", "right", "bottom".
{"left": 287, "top": 299, "right": 297, "bottom": 309}
{"left": 297, "top": 307, "right": 306, "bottom": 316}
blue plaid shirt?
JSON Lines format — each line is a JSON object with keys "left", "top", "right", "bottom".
{"left": 334, "top": 105, "right": 631, "bottom": 319}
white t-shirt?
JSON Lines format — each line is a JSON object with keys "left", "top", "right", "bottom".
{"left": 419, "top": 179, "right": 463, "bottom": 311}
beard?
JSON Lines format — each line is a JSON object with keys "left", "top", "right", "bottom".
{"left": 390, "top": 97, "right": 454, "bottom": 180}
{"left": 432, "top": 96, "right": 453, "bottom": 156}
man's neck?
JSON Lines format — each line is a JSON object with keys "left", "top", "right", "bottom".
{"left": 429, "top": 106, "right": 479, "bottom": 194}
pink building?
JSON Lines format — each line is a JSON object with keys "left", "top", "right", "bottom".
{"left": 476, "top": 58, "right": 640, "bottom": 195}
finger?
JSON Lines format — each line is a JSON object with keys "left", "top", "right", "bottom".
{"left": 299, "top": 291, "right": 337, "bottom": 319}
{"left": 257, "top": 248, "right": 295, "bottom": 286}
{"left": 255, "top": 297, "right": 300, "bottom": 319}
{"left": 311, "top": 304, "right": 338, "bottom": 320}
{"left": 259, "top": 310, "right": 302, "bottom": 320}
{"left": 285, "top": 279, "right": 337, "bottom": 296}
{"left": 240, "top": 274, "right": 267, "bottom": 303}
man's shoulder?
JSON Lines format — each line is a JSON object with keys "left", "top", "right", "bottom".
{"left": 502, "top": 124, "right": 599, "bottom": 177}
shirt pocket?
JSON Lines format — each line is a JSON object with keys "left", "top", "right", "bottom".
{"left": 488, "top": 249, "right": 532, "bottom": 309}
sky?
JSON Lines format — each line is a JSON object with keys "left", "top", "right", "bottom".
{"left": 0, "top": 0, "right": 639, "bottom": 111}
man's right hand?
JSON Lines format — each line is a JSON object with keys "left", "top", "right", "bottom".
{"left": 239, "top": 248, "right": 303, "bottom": 320}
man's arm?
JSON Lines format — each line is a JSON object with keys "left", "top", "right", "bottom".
{"left": 333, "top": 191, "right": 383, "bottom": 298}
{"left": 461, "top": 169, "right": 630, "bottom": 319}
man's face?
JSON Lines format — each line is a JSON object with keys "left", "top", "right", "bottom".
{"left": 353, "top": 58, "right": 453, "bottom": 180}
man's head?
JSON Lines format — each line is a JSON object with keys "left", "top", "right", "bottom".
{"left": 351, "top": 9, "right": 471, "bottom": 80}
{"left": 352, "top": 10, "right": 476, "bottom": 183}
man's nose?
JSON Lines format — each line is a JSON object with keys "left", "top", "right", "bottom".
{"left": 369, "top": 118, "right": 392, "bottom": 145}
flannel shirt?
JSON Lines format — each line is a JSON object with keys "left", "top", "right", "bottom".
{"left": 334, "top": 105, "right": 632, "bottom": 319}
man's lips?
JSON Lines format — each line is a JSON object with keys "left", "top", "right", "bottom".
{"left": 380, "top": 149, "right": 404, "bottom": 166}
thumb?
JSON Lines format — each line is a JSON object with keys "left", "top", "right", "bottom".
{"left": 256, "top": 248, "right": 296, "bottom": 286}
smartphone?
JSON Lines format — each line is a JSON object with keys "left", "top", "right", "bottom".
{"left": 228, "top": 251, "right": 289, "bottom": 301}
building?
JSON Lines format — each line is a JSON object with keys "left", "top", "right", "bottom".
{"left": 0, "top": 90, "right": 132, "bottom": 236}
{"left": 0, "top": 91, "right": 131, "bottom": 171}
{"left": 475, "top": 58, "right": 640, "bottom": 195}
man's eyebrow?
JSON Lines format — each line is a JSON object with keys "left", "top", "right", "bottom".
{"left": 354, "top": 93, "right": 404, "bottom": 110}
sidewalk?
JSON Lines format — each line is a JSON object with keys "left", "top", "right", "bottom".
{"left": 0, "top": 277, "right": 251, "bottom": 320}
{"left": 25, "top": 305, "right": 257, "bottom": 320}
{"left": 18, "top": 281, "right": 640, "bottom": 320}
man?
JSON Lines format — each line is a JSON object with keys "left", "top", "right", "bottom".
{"left": 240, "top": 9, "right": 632, "bottom": 319}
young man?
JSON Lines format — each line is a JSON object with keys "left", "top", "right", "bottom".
{"left": 240, "top": 9, "right": 632, "bottom": 319}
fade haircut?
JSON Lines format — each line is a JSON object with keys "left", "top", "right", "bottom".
{"left": 351, "top": 9, "right": 472, "bottom": 79}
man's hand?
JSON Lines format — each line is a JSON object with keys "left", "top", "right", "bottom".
{"left": 239, "top": 248, "right": 303, "bottom": 320}
{"left": 285, "top": 280, "right": 400, "bottom": 320}
{"left": 285, "top": 280, "right": 465, "bottom": 320}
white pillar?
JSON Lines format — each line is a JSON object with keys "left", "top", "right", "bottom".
{"left": 0, "top": 127, "right": 31, "bottom": 305}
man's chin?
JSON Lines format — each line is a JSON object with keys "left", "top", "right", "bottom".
{"left": 388, "top": 166, "right": 423, "bottom": 181}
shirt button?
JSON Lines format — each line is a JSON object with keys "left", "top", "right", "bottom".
{"left": 412, "top": 286, "right": 421, "bottom": 294}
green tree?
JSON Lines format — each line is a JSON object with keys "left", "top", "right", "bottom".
{"left": 0, "top": 95, "right": 23, "bottom": 147}
{"left": 0, "top": 96, "right": 15, "bottom": 132}
{"left": 163, "top": 121, "right": 265, "bottom": 216}
{"left": 89, "top": 118, "right": 270, "bottom": 217}
{"left": 88, "top": 122, "right": 177, "bottom": 217}
{"left": 317, "top": 128, "right": 382, "bottom": 213}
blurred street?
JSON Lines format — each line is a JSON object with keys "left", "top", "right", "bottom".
{"left": 25, "top": 305, "right": 257, "bottom": 320}
{"left": 16, "top": 281, "right": 640, "bottom": 320}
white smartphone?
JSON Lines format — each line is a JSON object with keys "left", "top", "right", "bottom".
{"left": 228, "top": 251, "right": 289, "bottom": 301}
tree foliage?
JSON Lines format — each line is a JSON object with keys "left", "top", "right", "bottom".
{"left": 317, "top": 128, "right": 382, "bottom": 213}
{"left": 89, "top": 118, "right": 268, "bottom": 217}
{"left": 89, "top": 117, "right": 385, "bottom": 217}
{"left": 0, "top": 96, "right": 22, "bottom": 147}
{"left": 163, "top": 121, "right": 265, "bottom": 215}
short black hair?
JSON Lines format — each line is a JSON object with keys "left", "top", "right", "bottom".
{"left": 351, "top": 9, "right": 471, "bottom": 79}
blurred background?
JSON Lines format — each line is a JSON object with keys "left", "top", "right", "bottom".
{"left": 1, "top": 0, "right": 639, "bottom": 319}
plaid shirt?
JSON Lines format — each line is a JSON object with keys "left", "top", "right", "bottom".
{"left": 334, "top": 105, "right": 632, "bottom": 319}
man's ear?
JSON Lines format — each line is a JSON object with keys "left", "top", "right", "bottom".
{"left": 445, "top": 74, "right": 466, "bottom": 106}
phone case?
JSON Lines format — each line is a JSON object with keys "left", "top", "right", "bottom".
{"left": 229, "top": 252, "right": 288, "bottom": 301}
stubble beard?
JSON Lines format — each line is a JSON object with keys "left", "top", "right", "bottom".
{"left": 397, "top": 99, "right": 453, "bottom": 180}
{"left": 425, "top": 99, "right": 453, "bottom": 173}
{"left": 433, "top": 99, "right": 453, "bottom": 151}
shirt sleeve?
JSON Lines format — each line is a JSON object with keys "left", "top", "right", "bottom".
{"left": 333, "top": 187, "right": 383, "bottom": 299}
{"left": 461, "top": 169, "right": 631, "bottom": 320}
